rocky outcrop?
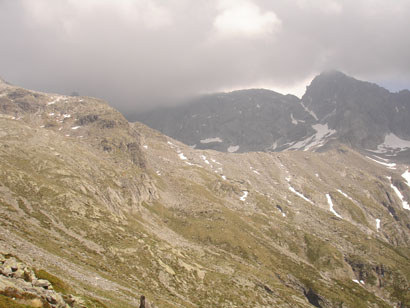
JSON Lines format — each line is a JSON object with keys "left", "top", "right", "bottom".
{"left": 0, "top": 253, "right": 75, "bottom": 308}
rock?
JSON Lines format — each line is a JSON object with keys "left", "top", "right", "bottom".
{"left": 0, "top": 265, "right": 12, "bottom": 276}
{"left": 0, "top": 275, "right": 15, "bottom": 291}
{"left": 23, "top": 268, "right": 36, "bottom": 282}
{"left": 3, "top": 258, "right": 18, "bottom": 272}
{"left": 12, "top": 268, "right": 25, "bottom": 279}
{"left": 34, "top": 279, "right": 52, "bottom": 289}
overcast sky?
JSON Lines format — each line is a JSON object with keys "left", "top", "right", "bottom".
{"left": 1, "top": 0, "right": 410, "bottom": 114}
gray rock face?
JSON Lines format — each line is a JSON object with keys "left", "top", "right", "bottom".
{"left": 136, "top": 89, "right": 316, "bottom": 153}
{"left": 302, "top": 71, "right": 410, "bottom": 155}
{"left": 134, "top": 71, "right": 410, "bottom": 161}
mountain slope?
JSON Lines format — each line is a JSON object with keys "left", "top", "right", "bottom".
{"left": 0, "top": 79, "right": 409, "bottom": 307}
{"left": 134, "top": 71, "right": 410, "bottom": 162}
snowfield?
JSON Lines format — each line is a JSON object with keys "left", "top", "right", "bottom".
{"left": 200, "top": 137, "right": 223, "bottom": 144}
{"left": 287, "top": 123, "right": 336, "bottom": 151}
{"left": 375, "top": 133, "right": 410, "bottom": 154}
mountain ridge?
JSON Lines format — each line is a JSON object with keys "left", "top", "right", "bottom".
{"left": 134, "top": 71, "right": 410, "bottom": 163}
{"left": 0, "top": 78, "right": 409, "bottom": 307}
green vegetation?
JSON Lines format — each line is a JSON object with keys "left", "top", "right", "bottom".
{"left": 304, "top": 234, "right": 344, "bottom": 270}
{"left": 34, "top": 269, "right": 71, "bottom": 294}
{"left": 0, "top": 295, "right": 34, "bottom": 308}
{"left": 82, "top": 296, "right": 110, "bottom": 308}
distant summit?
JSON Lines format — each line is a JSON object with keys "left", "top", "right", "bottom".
{"left": 135, "top": 71, "right": 410, "bottom": 162}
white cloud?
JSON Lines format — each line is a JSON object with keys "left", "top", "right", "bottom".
{"left": 22, "top": 0, "right": 172, "bottom": 31}
{"left": 296, "top": 0, "right": 343, "bottom": 14}
{"left": 214, "top": 0, "right": 281, "bottom": 38}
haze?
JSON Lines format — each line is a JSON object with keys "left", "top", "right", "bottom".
{"left": 1, "top": 0, "right": 410, "bottom": 115}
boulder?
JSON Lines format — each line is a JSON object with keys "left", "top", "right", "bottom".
{"left": 34, "top": 278, "right": 52, "bottom": 289}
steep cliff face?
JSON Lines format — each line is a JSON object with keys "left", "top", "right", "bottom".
{"left": 302, "top": 71, "right": 410, "bottom": 152}
{"left": 0, "top": 80, "right": 409, "bottom": 307}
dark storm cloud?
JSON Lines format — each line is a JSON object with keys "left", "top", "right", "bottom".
{"left": 1, "top": 0, "right": 410, "bottom": 114}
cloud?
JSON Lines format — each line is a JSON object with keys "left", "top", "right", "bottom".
{"left": 296, "top": 0, "right": 342, "bottom": 14}
{"left": 22, "top": 0, "right": 172, "bottom": 32}
{"left": 0, "top": 0, "right": 409, "bottom": 114}
{"left": 213, "top": 0, "right": 281, "bottom": 38}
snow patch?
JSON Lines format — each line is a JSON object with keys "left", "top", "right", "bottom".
{"left": 287, "top": 123, "right": 336, "bottom": 151}
{"left": 48, "top": 113, "right": 55, "bottom": 116}
{"left": 337, "top": 189, "right": 354, "bottom": 202}
{"left": 250, "top": 167, "right": 260, "bottom": 175}
{"left": 372, "top": 155, "right": 390, "bottom": 162}
{"left": 353, "top": 279, "right": 365, "bottom": 285}
{"left": 290, "top": 113, "right": 304, "bottom": 125}
{"left": 290, "top": 113, "right": 298, "bottom": 125}
{"left": 221, "top": 175, "right": 227, "bottom": 180}
{"left": 227, "top": 145, "right": 239, "bottom": 153}
{"left": 301, "top": 101, "right": 318, "bottom": 121}
{"left": 178, "top": 153, "right": 187, "bottom": 160}
{"left": 271, "top": 141, "right": 278, "bottom": 151}
{"left": 211, "top": 159, "right": 222, "bottom": 165}
{"left": 201, "top": 155, "right": 210, "bottom": 165}
{"left": 276, "top": 206, "right": 286, "bottom": 217}
{"left": 288, "top": 186, "right": 314, "bottom": 205}
{"left": 376, "top": 219, "right": 381, "bottom": 231}
{"left": 402, "top": 170, "right": 410, "bottom": 187}
{"left": 63, "top": 114, "right": 71, "bottom": 118}
{"left": 240, "top": 191, "right": 248, "bottom": 201}
{"left": 143, "top": 145, "right": 148, "bottom": 149}
{"left": 71, "top": 126, "right": 80, "bottom": 130}
{"left": 388, "top": 176, "right": 410, "bottom": 211}
{"left": 375, "top": 133, "right": 410, "bottom": 154}
{"left": 200, "top": 137, "right": 223, "bottom": 144}
{"left": 365, "top": 156, "right": 396, "bottom": 169}
{"left": 326, "top": 194, "right": 342, "bottom": 218}
{"left": 156, "top": 171, "right": 161, "bottom": 176}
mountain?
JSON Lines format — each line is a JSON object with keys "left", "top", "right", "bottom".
{"left": 134, "top": 89, "right": 313, "bottom": 153}
{"left": 0, "top": 78, "right": 410, "bottom": 307}
{"left": 134, "top": 71, "right": 410, "bottom": 162}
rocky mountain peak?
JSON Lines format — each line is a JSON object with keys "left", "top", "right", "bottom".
{"left": 135, "top": 71, "right": 410, "bottom": 162}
